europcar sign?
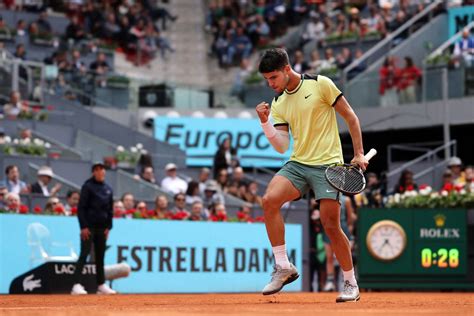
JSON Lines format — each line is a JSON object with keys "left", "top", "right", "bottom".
{"left": 154, "top": 117, "right": 291, "bottom": 167}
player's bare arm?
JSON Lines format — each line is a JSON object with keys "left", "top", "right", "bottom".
{"left": 256, "top": 102, "right": 289, "bottom": 154}
{"left": 334, "top": 96, "right": 368, "bottom": 171}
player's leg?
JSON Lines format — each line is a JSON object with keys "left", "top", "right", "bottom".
{"left": 320, "top": 199, "right": 359, "bottom": 302}
{"left": 261, "top": 172, "right": 302, "bottom": 295}
{"left": 262, "top": 175, "right": 300, "bottom": 247}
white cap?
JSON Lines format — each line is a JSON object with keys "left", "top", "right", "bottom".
{"left": 37, "top": 166, "right": 53, "bottom": 178}
{"left": 165, "top": 163, "right": 177, "bottom": 171}
{"left": 448, "top": 156, "right": 462, "bottom": 167}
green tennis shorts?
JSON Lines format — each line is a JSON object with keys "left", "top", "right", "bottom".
{"left": 276, "top": 161, "right": 340, "bottom": 201}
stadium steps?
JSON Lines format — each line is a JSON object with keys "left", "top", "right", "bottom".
{"left": 114, "top": 0, "right": 210, "bottom": 88}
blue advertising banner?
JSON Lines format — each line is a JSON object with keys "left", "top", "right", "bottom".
{"left": 0, "top": 214, "right": 302, "bottom": 293}
{"left": 153, "top": 117, "right": 291, "bottom": 167}
{"left": 448, "top": 6, "right": 474, "bottom": 37}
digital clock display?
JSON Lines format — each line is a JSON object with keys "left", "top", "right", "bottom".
{"left": 415, "top": 244, "right": 466, "bottom": 274}
{"left": 421, "top": 248, "right": 459, "bottom": 269}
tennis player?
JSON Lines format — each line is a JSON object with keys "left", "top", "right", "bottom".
{"left": 256, "top": 48, "right": 368, "bottom": 302}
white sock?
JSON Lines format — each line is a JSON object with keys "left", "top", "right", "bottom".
{"left": 342, "top": 268, "right": 358, "bottom": 286}
{"left": 272, "top": 244, "right": 291, "bottom": 269}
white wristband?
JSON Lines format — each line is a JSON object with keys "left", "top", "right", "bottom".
{"left": 261, "top": 120, "right": 277, "bottom": 139}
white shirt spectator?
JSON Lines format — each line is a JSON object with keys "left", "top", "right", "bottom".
{"left": 161, "top": 176, "right": 188, "bottom": 195}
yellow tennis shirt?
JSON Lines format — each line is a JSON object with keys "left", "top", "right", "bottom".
{"left": 270, "top": 74, "right": 344, "bottom": 165}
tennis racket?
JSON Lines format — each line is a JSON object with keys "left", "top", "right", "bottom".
{"left": 325, "top": 148, "right": 377, "bottom": 195}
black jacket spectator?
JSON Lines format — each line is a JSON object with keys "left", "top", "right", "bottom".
{"left": 77, "top": 177, "right": 113, "bottom": 229}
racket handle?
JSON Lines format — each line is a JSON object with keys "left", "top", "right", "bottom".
{"left": 365, "top": 148, "right": 377, "bottom": 161}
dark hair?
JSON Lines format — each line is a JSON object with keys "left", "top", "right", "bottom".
{"left": 186, "top": 181, "right": 199, "bottom": 196}
{"left": 174, "top": 193, "right": 185, "bottom": 201}
{"left": 258, "top": 48, "right": 289, "bottom": 73}
{"left": 67, "top": 190, "right": 80, "bottom": 198}
{"left": 5, "top": 165, "right": 17, "bottom": 175}
{"left": 404, "top": 56, "right": 413, "bottom": 68}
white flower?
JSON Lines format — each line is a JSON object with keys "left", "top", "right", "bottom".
{"left": 130, "top": 146, "right": 137, "bottom": 153}
{"left": 141, "top": 149, "right": 148, "bottom": 155}
{"left": 459, "top": 189, "right": 466, "bottom": 195}
{"left": 13, "top": 138, "right": 19, "bottom": 145}
{"left": 44, "top": 142, "right": 51, "bottom": 149}
{"left": 21, "top": 138, "right": 31, "bottom": 145}
{"left": 117, "top": 145, "right": 125, "bottom": 152}
{"left": 441, "top": 190, "right": 448, "bottom": 197}
{"left": 33, "top": 138, "right": 44, "bottom": 146}
{"left": 136, "top": 143, "right": 143, "bottom": 150}
{"left": 394, "top": 193, "right": 401, "bottom": 204}
{"left": 4, "top": 136, "right": 11, "bottom": 143}
{"left": 431, "top": 192, "right": 440, "bottom": 198}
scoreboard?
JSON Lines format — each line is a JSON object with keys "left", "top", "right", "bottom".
{"left": 358, "top": 208, "right": 474, "bottom": 289}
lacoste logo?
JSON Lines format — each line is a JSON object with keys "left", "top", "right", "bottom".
{"left": 305, "top": 94, "right": 312, "bottom": 99}
{"left": 23, "top": 274, "right": 41, "bottom": 292}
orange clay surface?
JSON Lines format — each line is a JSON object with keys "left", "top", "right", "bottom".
{"left": 1, "top": 292, "right": 473, "bottom": 316}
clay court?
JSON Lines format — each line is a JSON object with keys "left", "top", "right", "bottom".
{"left": 1, "top": 292, "right": 473, "bottom": 316}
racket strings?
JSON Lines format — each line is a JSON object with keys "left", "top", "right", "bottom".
{"left": 326, "top": 166, "right": 365, "bottom": 194}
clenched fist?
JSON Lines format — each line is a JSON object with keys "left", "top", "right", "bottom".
{"left": 256, "top": 102, "right": 270, "bottom": 123}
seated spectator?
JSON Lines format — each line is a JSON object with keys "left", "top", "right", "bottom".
{"left": 440, "top": 169, "right": 455, "bottom": 192}
{"left": 113, "top": 200, "right": 126, "bottom": 218}
{"left": 447, "top": 156, "right": 466, "bottom": 187}
{"left": 0, "top": 16, "right": 12, "bottom": 38}
{"left": 293, "top": 49, "right": 310, "bottom": 73}
{"left": 140, "top": 166, "right": 156, "bottom": 184}
{"left": 394, "top": 169, "right": 418, "bottom": 194}
{"left": 3, "top": 91, "right": 29, "bottom": 118}
{"left": 216, "top": 169, "right": 229, "bottom": 192}
{"left": 102, "top": 12, "right": 120, "bottom": 41}
{"left": 226, "top": 27, "right": 252, "bottom": 67}
{"left": 121, "top": 192, "right": 136, "bottom": 216}
{"left": 300, "top": 11, "right": 325, "bottom": 48}
{"left": 453, "top": 28, "right": 474, "bottom": 68}
{"left": 172, "top": 193, "right": 190, "bottom": 216}
{"left": 186, "top": 181, "right": 203, "bottom": 204}
{"left": 4, "top": 192, "right": 21, "bottom": 213}
{"left": 319, "top": 48, "right": 336, "bottom": 71}
{"left": 44, "top": 196, "right": 66, "bottom": 215}
{"left": 336, "top": 47, "right": 352, "bottom": 70}
{"left": 153, "top": 195, "right": 172, "bottom": 219}
{"left": 347, "top": 49, "right": 366, "bottom": 79}
{"left": 237, "top": 203, "right": 253, "bottom": 223}
{"left": 189, "top": 201, "right": 206, "bottom": 221}
{"left": 198, "top": 167, "right": 211, "bottom": 194}
{"left": 15, "top": 20, "right": 29, "bottom": 45}
{"left": 202, "top": 180, "right": 225, "bottom": 212}
{"left": 209, "top": 202, "right": 227, "bottom": 222}
{"left": 14, "top": 44, "right": 27, "bottom": 60}
{"left": 309, "top": 50, "right": 323, "bottom": 74}
{"left": 248, "top": 14, "right": 271, "bottom": 47}
{"left": 36, "top": 10, "right": 52, "bottom": 34}
{"left": 2, "top": 165, "right": 29, "bottom": 194}
{"left": 65, "top": 15, "right": 86, "bottom": 42}
{"left": 161, "top": 163, "right": 188, "bottom": 195}
{"left": 136, "top": 201, "right": 149, "bottom": 218}
{"left": 154, "top": 28, "right": 175, "bottom": 60}
{"left": 398, "top": 56, "right": 421, "bottom": 104}
{"left": 379, "top": 56, "right": 400, "bottom": 107}
{"left": 231, "top": 166, "right": 248, "bottom": 187}
{"left": 90, "top": 52, "right": 110, "bottom": 75}
{"left": 64, "top": 190, "right": 80, "bottom": 215}
{"left": 20, "top": 128, "right": 32, "bottom": 140}
{"left": 30, "top": 166, "right": 62, "bottom": 197}
{"left": 243, "top": 181, "right": 262, "bottom": 205}
{"left": 230, "top": 58, "right": 251, "bottom": 101}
